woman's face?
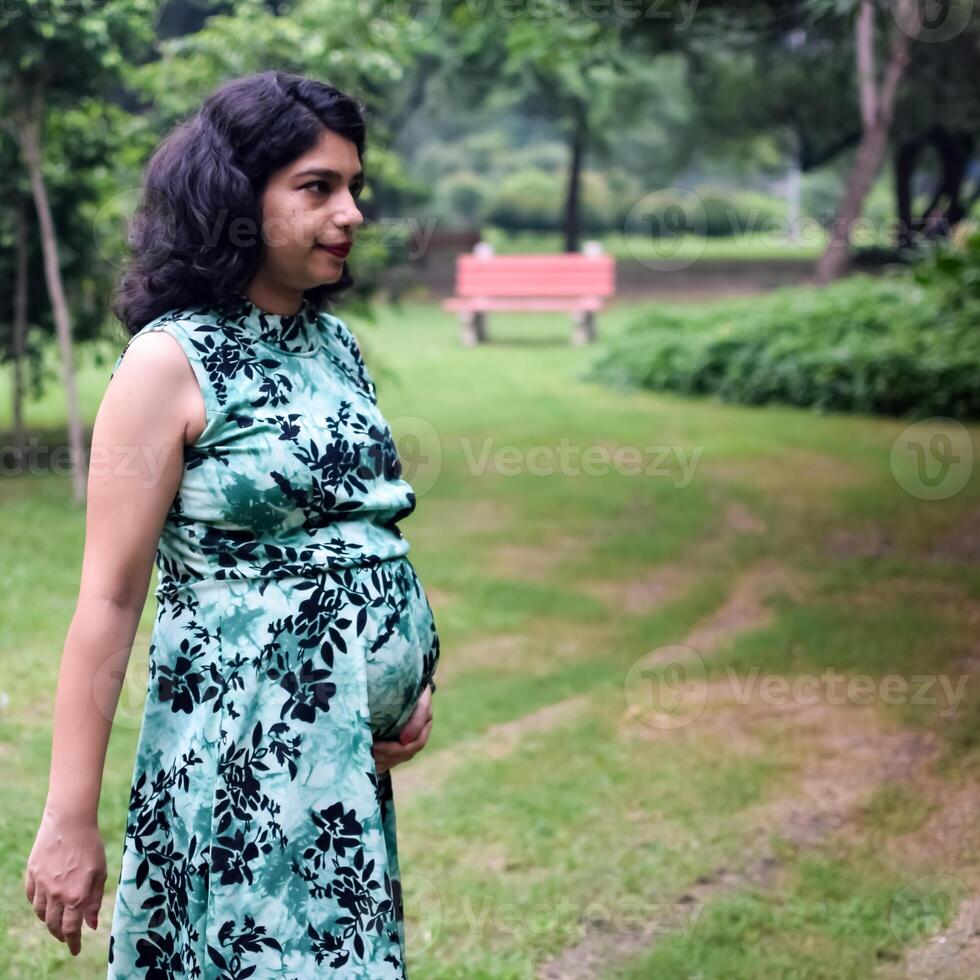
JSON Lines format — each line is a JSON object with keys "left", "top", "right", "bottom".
{"left": 256, "top": 127, "right": 364, "bottom": 294}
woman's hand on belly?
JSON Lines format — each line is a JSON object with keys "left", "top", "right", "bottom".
{"left": 372, "top": 683, "right": 433, "bottom": 774}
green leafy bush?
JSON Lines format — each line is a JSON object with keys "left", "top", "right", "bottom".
{"left": 585, "top": 233, "right": 980, "bottom": 418}
{"left": 486, "top": 168, "right": 615, "bottom": 233}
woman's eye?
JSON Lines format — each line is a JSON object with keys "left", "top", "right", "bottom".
{"left": 304, "top": 181, "right": 364, "bottom": 199}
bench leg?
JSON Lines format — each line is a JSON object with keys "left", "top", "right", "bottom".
{"left": 460, "top": 311, "right": 488, "bottom": 346}
{"left": 572, "top": 310, "right": 597, "bottom": 346}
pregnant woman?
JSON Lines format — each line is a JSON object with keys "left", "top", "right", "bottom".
{"left": 23, "top": 70, "right": 440, "bottom": 977}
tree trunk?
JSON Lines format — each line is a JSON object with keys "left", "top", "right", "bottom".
{"left": 815, "top": 0, "right": 919, "bottom": 283}
{"left": 916, "top": 127, "right": 972, "bottom": 238}
{"left": 786, "top": 130, "right": 803, "bottom": 244}
{"left": 894, "top": 133, "right": 922, "bottom": 248}
{"left": 16, "top": 86, "right": 87, "bottom": 502}
{"left": 895, "top": 127, "right": 973, "bottom": 247}
{"left": 562, "top": 101, "right": 587, "bottom": 253}
{"left": 13, "top": 201, "right": 29, "bottom": 464}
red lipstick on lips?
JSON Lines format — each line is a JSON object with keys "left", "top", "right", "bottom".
{"left": 317, "top": 241, "right": 351, "bottom": 258}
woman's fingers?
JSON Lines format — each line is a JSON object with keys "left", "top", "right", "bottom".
{"left": 409, "top": 717, "right": 432, "bottom": 747}
{"left": 391, "top": 713, "right": 433, "bottom": 756}
{"left": 26, "top": 865, "right": 101, "bottom": 954}
{"left": 372, "top": 688, "right": 434, "bottom": 774}
{"left": 85, "top": 878, "right": 104, "bottom": 931}
{"left": 415, "top": 717, "right": 433, "bottom": 750}
{"left": 31, "top": 879, "right": 47, "bottom": 922}
{"left": 397, "top": 718, "right": 432, "bottom": 758}
{"left": 372, "top": 742, "right": 401, "bottom": 769}
{"left": 373, "top": 716, "right": 432, "bottom": 770}
{"left": 24, "top": 822, "right": 106, "bottom": 954}
{"left": 62, "top": 905, "right": 85, "bottom": 955}
{"left": 398, "top": 685, "right": 433, "bottom": 745}
{"left": 45, "top": 898, "right": 66, "bottom": 943}
{"left": 60, "top": 869, "right": 99, "bottom": 955}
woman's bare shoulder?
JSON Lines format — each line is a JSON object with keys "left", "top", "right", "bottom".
{"left": 107, "top": 330, "right": 207, "bottom": 445}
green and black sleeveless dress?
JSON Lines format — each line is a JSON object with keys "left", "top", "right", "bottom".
{"left": 105, "top": 295, "right": 440, "bottom": 979}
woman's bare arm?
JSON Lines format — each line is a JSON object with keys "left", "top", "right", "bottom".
{"left": 46, "top": 331, "right": 203, "bottom": 818}
{"left": 25, "top": 330, "right": 204, "bottom": 955}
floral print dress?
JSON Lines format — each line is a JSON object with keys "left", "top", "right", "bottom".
{"left": 104, "top": 295, "right": 440, "bottom": 979}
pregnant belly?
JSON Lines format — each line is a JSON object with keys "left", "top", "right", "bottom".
{"left": 366, "top": 646, "right": 424, "bottom": 740}
{"left": 363, "top": 558, "right": 440, "bottom": 740}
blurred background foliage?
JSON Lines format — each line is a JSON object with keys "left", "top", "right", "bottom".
{"left": 1, "top": 0, "right": 979, "bottom": 424}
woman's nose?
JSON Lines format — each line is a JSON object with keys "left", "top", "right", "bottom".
{"left": 346, "top": 203, "right": 364, "bottom": 230}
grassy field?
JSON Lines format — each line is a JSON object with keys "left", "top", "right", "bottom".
{"left": 480, "top": 229, "right": 828, "bottom": 261}
{"left": 2, "top": 298, "right": 979, "bottom": 978}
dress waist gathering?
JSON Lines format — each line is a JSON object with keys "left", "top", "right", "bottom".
{"left": 153, "top": 539, "right": 413, "bottom": 602}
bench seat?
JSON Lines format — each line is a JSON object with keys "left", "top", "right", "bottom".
{"left": 442, "top": 296, "right": 605, "bottom": 313}
{"left": 441, "top": 245, "right": 616, "bottom": 346}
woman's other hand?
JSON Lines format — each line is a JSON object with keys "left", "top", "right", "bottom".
{"left": 372, "top": 682, "right": 434, "bottom": 774}
{"left": 24, "top": 806, "right": 107, "bottom": 956}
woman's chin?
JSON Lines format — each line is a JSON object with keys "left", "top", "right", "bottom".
{"left": 308, "top": 265, "right": 345, "bottom": 287}
{"left": 310, "top": 251, "right": 346, "bottom": 283}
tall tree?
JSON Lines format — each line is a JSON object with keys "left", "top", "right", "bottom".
{"left": 0, "top": 0, "right": 154, "bottom": 502}
{"left": 667, "top": 0, "right": 977, "bottom": 253}
{"left": 11, "top": 199, "right": 30, "bottom": 464}
{"left": 0, "top": 103, "right": 122, "bottom": 471}
{"left": 890, "top": 13, "right": 980, "bottom": 246}
{"left": 815, "top": 0, "right": 921, "bottom": 281}
{"left": 682, "top": 13, "right": 860, "bottom": 179}
{"left": 435, "top": 0, "right": 677, "bottom": 251}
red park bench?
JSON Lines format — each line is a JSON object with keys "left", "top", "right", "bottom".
{"left": 441, "top": 242, "right": 616, "bottom": 346}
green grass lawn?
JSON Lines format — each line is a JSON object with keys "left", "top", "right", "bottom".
{"left": 2, "top": 297, "right": 979, "bottom": 978}
{"left": 481, "top": 229, "right": 827, "bottom": 262}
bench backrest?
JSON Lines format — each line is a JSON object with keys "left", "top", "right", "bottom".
{"left": 453, "top": 253, "right": 615, "bottom": 298}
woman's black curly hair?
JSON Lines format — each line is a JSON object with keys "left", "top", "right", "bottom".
{"left": 112, "top": 70, "right": 366, "bottom": 335}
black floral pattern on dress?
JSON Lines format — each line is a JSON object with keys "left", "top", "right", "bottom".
{"left": 106, "top": 297, "right": 439, "bottom": 978}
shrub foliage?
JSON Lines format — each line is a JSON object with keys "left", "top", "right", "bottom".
{"left": 585, "top": 234, "right": 980, "bottom": 418}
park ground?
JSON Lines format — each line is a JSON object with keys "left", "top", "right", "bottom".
{"left": 1, "top": 296, "right": 979, "bottom": 978}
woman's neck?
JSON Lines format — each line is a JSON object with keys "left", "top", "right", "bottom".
{"left": 244, "top": 278, "right": 304, "bottom": 316}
